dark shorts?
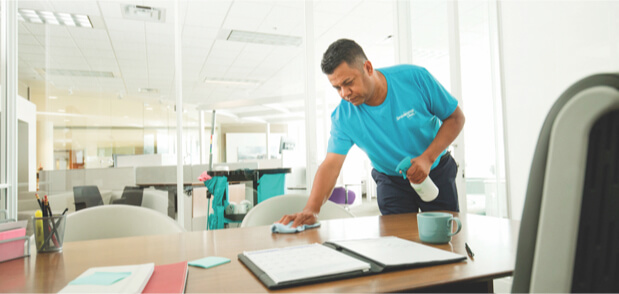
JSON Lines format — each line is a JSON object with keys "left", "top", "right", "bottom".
{"left": 371, "top": 152, "right": 459, "bottom": 215}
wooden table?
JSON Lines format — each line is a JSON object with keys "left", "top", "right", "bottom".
{"left": 0, "top": 213, "right": 519, "bottom": 293}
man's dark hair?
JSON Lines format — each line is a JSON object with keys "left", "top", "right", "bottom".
{"left": 321, "top": 39, "right": 368, "bottom": 74}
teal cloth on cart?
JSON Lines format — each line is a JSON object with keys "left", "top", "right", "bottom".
{"left": 204, "top": 176, "right": 229, "bottom": 230}
{"left": 257, "top": 173, "right": 285, "bottom": 203}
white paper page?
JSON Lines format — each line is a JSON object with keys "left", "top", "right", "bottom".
{"left": 330, "top": 236, "right": 465, "bottom": 266}
{"left": 243, "top": 243, "right": 371, "bottom": 284}
{"left": 58, "top": 263, "right": 155, "bottom": 293}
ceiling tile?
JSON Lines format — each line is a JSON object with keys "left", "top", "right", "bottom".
{"left": 228, "top": 1, "right": 273, "bottom": 18}
{"left": 74, "top": 39, "right": 113, "bottom": 50}
{"left": 258, "top": 6, "right": 303, "bottom": 35}
{"left": 182, "top": 25, "right": 219, "bottom": 40}
{"left": 224, "top": 16, "right": 264, "bottom": 32}
{"left": 82, "top": 49, "right": 116, "bottom": 59}
{"left": 17, "top": 1, "right": 55, "bottom": 11}
{"left": 19, "top": 44, "right": 45, "bottom": 55}
{"left": 68, "top": 27, "right": 110, "bottom": 41}
{"left": 98, "top": 1, "right": 124, "bottom": 18}
{"left": 108, "top": 30, "right": 146, "bottom": 43}
{"left": 121, "top": 69, "right": 149, "bottom": 79}
{"left": 145, "top": 22, "right": 175, "bottom": 36}
{"left": 18, "top": 34, "right": 41, "bottom": 46}
{"left": 113, "top": 41, "right": 146, "bottom": 53}
{"left": 184, "top": 1, "right": 232, "bottom": 27}
{"left": 50, "top": 1, "right": 102, "bottom": 16}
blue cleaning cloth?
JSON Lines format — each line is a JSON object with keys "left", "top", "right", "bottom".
{"left": 257, "top": 173, "right": 286, "bottom": 203}
{"left": 204, "top": 176, "right": 229, "bottom": 230}
{"left": 271, "top": 221, "right": 321, "bottom": 234}
{"left": 395, "top": 157, "right": 412, "bottom": 180}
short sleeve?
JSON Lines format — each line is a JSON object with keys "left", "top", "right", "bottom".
{"left": 326, "top": 109, "right": 354, "bottom": 155}
{"left": 416, "top": 67, "right": 458, "bottom": 121}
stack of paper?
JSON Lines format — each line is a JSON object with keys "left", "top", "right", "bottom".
{"left": 0, "top": 220, "right": 28, "bottom": 263}
{"left": 59, "top": 263, "right": 155, "bottom": 293}
{"left": 59, "top": 261, "right": 189, "bottom": 294}
{"left": 143, "top": 261, "right": 188, "bottom": 293}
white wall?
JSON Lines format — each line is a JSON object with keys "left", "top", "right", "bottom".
{"left": 17, "top": 95, "right": 36, "bottom": 191}
{"left": 500, "top": 1, "right": 619, "bottom": 219}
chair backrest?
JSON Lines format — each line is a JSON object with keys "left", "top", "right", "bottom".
{"left": 121, "top": 186, "right": 144, "bottom": 206}
{"left": 240, "top": 194, "right": 355, "bottom": 228}
{"left": 141, "top": 188, "right": 168, "bottom": 215}
{"left": 328, "top": 187, "right": 356, "bottom": 204}
{"left": 72, "top": 185, "right": 103, "bottom": 210}
{"left": 512, "top": 73, "right": 619, "bottom": 293}
{"left": 64, "top": 205, "right": 184, "bottom": 242}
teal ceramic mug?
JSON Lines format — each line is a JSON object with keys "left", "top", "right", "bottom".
{"left": 417, "top": 212, "right": 462, "bottom": 244}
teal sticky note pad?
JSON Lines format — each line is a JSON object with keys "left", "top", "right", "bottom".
{"left": 68, "top": 271, "right": 131, "bottom": 285}
{"left": 188, "top": 256, "right": 231, "bottom": 269}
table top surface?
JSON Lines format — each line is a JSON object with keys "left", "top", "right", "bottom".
{"left": 0, "top": 212, "right": 519, "bottom": 293}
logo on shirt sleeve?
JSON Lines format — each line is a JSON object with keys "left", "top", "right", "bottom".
{"left": 396, "top": 108, "right": 416, "bottom": 121}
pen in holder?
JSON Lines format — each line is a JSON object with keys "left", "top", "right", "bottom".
{"left": 32, "top": 215, "right": 66, "bottom": 253}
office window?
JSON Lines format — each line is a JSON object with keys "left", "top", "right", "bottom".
{"left": 17, "top": 0, "right": 181, "bottom": 219}
{"left": 313, "top": 0, "right": 396, "bottom": 202}
{"left": 458, "top": 1, "right": 507, "bottom": 217}
{"left": 408, "top": 0, "right": 507, "bottom": 216}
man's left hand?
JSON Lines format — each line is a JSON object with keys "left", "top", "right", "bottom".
{"left": 407, "top": 155, "right": 433, "bottom": 184}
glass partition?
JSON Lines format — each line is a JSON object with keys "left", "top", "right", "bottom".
{"left": 17, "top": 1, "right": 181, "bottom": 226}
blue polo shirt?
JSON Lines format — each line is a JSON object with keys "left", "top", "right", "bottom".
{"left": 327, "top": 64, "right": 458, "bottom": 176}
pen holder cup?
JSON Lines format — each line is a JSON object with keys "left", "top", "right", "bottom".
{"left": 32, "top": 215, "right": 66, "bottom": 253}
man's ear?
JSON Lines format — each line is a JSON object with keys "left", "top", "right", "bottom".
{"left": 364, "top": 60, "right": 374, "bottom": 75}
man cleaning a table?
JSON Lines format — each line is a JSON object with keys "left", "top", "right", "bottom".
{"left": 278, "top": 39, "right": 465, "bottom": 228}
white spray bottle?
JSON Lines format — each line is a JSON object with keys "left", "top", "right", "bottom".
{"left": 395, "top": 157, "right": 439, "bottom": 202}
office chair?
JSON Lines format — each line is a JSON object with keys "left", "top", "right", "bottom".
{"left": 511, "top": 73, "right": 619, "bottom": 293}
{"left": 328, "top": 186, "right": 357, "bottom": 205}
{"left": 240, "top": 194, "right": 355, "bottom": 227}
{"left": 112, "top": 186, "right": 144, "bottom": 206}
{"left": 72, "top": 185, "right": 103, "bottom": 211}
{"left": 64, "top": 205, "right": 185, "bottom": 242}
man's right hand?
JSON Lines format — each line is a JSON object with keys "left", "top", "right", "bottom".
{"left": 276, "top": 210, "right": 318, "bottom": 228}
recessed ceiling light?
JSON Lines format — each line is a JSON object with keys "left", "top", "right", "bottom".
{"left": 18, "top": 9, "right": 92, "bottom": 28}
{"left": 41, "top": 68, "right": 115, "bottom": 78}
{"left": 48, "top": 96, "right": 57, "bottom": 99}
{"left": 58, "top": 109, "right": 65, "bottom": 113}
{"left": 204, "top": 77, "right": 261, "bottom": 87}
{"left": 122, "top": 5, "right": 166, "bottom": 22}
{"left": 145, "top": 107, "right": 153, "bottom": 111}
{"left": 138, "top": 88, "right": 159, "bottom": 94}
{"left": 224, "top": 29, "right": 302, "bottom": 46}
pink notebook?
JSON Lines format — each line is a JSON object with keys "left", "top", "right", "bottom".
{"left": 0, "top": 227, "right": 27, "bottom": 262}
{"left": 142, "top": 261, "right": 188, "bottom": 294}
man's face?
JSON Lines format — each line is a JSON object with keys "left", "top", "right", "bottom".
{"left": 327, "top": 61, "right": 372, "bottom": 106}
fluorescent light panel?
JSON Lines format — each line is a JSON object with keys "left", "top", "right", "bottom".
{"left": 204, "top": 77, "right": 261, "bottom": 86}
{"left": 227, "top": 30, "right": 302, "bottom": 47}
{"left": 43, "top": 68, "right": 115, "bottom": 78}
{"left": 18, "top": 9, "right": 92, "bottom": 28}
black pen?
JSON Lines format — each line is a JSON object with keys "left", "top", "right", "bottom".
{"left": 465, "top": 242, "right": 475, "bottom": 259}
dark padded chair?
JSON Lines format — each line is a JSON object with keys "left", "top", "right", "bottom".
{"left": 112, "top": 186, "right": 144, "bottom": 206}
{"left": 73, "top": 185, "right": 103, "bottom": 211}
{"left": 511, "top": 73, "right": 619, "bottom": 293}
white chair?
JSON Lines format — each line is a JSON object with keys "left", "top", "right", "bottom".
{"left": 512, "top": 73, "right": 619, "bottom": 293}
{"left": 240, "top": 194, "right": 355, "bottom": 228}
{"left": 141, "top": 188, "right": 168, "bottom": 216}
{"left": 64, "top": 205, "right": 184, "bottom": 242}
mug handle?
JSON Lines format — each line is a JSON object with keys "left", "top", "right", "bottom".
{"left": 448, "top": 217, "right": 462, "bottom": 236}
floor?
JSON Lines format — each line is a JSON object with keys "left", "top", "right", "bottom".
{"left": 346, "top": 196, "right": 381, "bottom": 217}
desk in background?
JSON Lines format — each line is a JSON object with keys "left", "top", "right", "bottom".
{"left": 0, "top": 213, "right": 519, "bottom": 293}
